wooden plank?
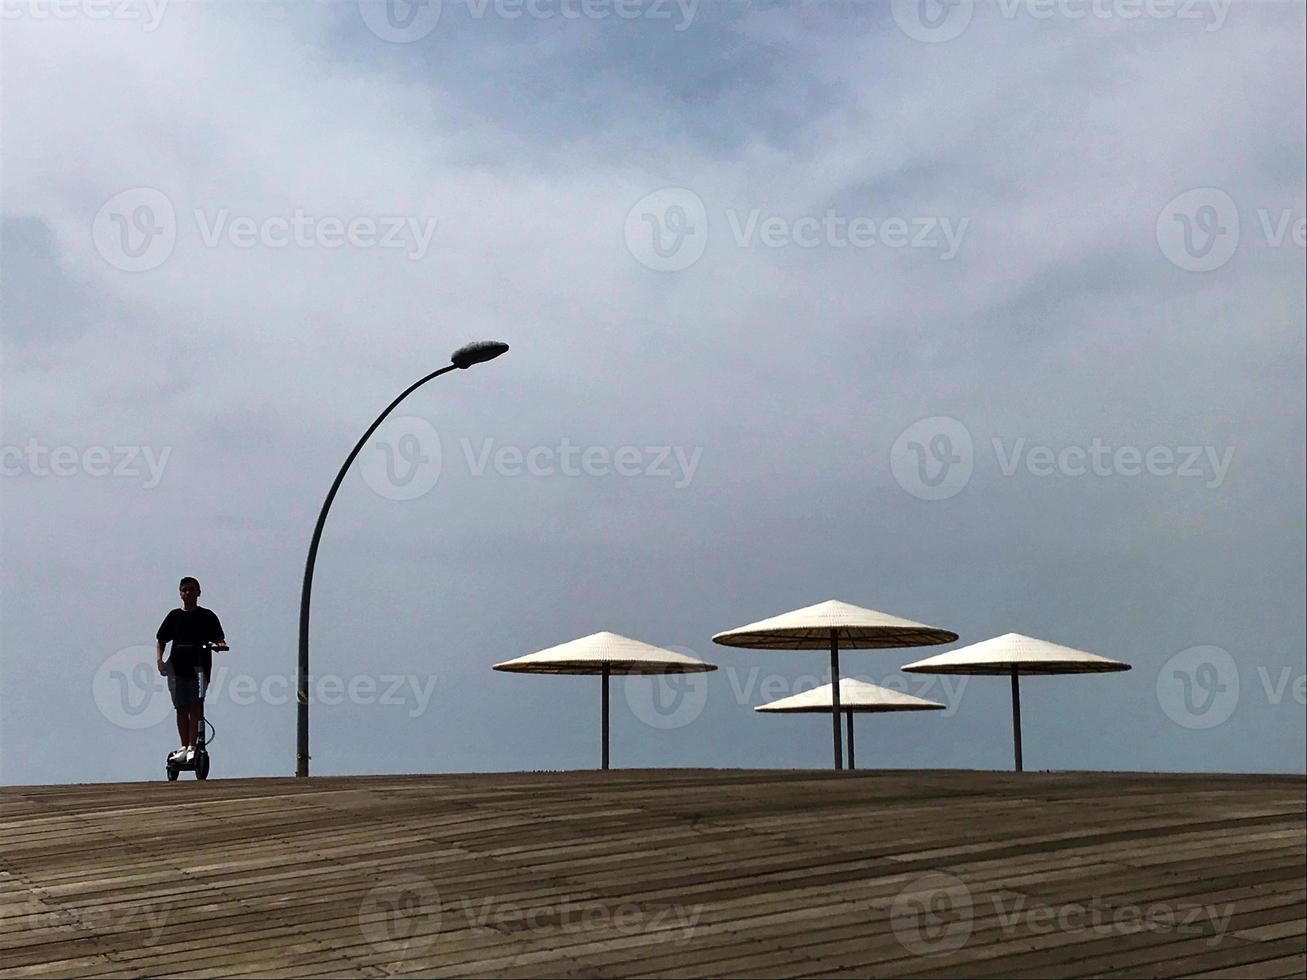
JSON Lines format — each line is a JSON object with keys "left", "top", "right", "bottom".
{"left": 0, "top": 770, "right": 1300, "bottom": 978}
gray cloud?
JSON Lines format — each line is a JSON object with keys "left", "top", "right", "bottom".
{"left": 1, "top": 0, "right": 1303, "bottom": 784}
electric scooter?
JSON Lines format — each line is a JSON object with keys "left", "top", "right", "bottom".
{"left": 166, "top": 640, "right": 228, "bottom": 781}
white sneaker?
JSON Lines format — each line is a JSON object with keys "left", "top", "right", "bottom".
{"left": 169, "top": 746, "right": 188, "bottom": 762}
{"left": 183, "top": 747, "right": 196, "bottom": 763}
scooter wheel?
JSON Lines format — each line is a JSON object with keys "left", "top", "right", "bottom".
{"left": 166, "top": 766, "right": 179, "bottom": 782}
{"left": 196, "top": 754, "right": 210, "bottom": 780}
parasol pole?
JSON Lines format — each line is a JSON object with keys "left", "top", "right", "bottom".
{"left": 830, "top": 630, "right": 843, "bottom": 770}
{"left": 1011, "top": 665, "right": 1023, "bottom": 772}
{"left": 602, "top": 664, "right": 611, "bottom": 771}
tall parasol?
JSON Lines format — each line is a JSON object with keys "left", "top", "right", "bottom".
{"left": 713, "top": 600, "right": 956, "bottom": 769}
{"left": 493, "top": 632, "right": 716, "bottom": 770}
{"left": 902, "top": 632, "right": 1130, "bottom": 771}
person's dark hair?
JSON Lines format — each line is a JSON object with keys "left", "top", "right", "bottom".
{"left": 179, "top": 576, "right": 201, "bottom": 591}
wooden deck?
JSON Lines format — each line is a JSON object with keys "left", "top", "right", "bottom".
{"left": 1, "top": 769, "right": 1303, "bottom": 978}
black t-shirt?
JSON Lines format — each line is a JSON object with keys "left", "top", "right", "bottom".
{"left": 157, "top": 607, "right": 224, "bottom": 678}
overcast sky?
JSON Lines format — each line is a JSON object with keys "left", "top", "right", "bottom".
{"left": 2, "top": 0, "right": 1303, "bottom": 786}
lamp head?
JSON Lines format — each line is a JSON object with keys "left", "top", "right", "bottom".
{"left": 451, "top": 341, "right": 509, "bottom": 369}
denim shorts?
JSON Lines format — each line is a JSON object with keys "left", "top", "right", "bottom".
{"left": 167, "top": 669, "right": 208, "bottom": 709}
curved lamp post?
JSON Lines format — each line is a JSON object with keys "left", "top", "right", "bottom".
{"left": 296, "top": 340, "right": 508, "bottom": 777}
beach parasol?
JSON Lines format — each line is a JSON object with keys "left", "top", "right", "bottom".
{"left": 755, "top": 677, "right": 945, "bottom": 769}
{"left": 713, "top": 600, "right": 957, "bottom": 769}
{"left": 901, "top": 632, "right": 1130, "bottom": 771}
{"left": 493, "top": 632, "right": 716, "bottom": 770}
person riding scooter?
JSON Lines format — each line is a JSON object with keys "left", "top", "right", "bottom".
{"left": 155, "top": 577, "right": 227, "bottom": 764}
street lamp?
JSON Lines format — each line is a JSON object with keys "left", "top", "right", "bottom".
{"left": 296, "top": 340, "right": 508, "bottom": 777}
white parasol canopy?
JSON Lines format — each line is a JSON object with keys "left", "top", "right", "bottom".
{"left": 493, "top": 631, "right": 716, "bottom": 676}
{"left": 493, "top": 632, "right": 716, "bottom": 769}
{"left": 713, "top": 600, "right": 957, "bottom": 770}
{"left": 901, "top": 633, "right": 1130, "bottom": 771}
{"left": 755, "top": 677, "right": 945, "bottom": 769}
{"left": 713, "top": 599, "right": 957, "bottom": 650}
{"left": 900, "top": 632, "right": 1130, "bottom": 676}
{"left": 755, "top": 678, "right": 946, "bottom": 713}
